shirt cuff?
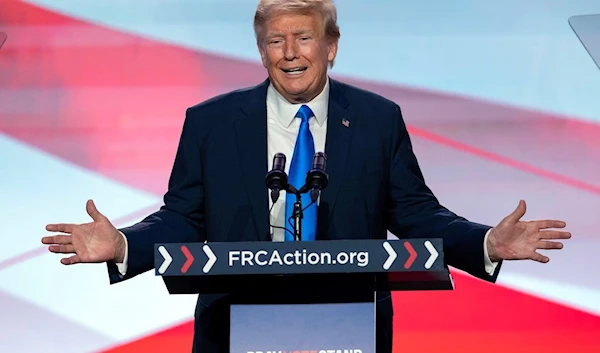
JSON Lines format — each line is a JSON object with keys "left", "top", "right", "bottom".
{"left": 483, "top": 228, "right": 499, "bottom": 275}
{"left": 114, "top": 231, "right": 128, "bottom": 277}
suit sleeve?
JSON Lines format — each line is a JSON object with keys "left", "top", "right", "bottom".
{"left": 107, "top": 108, "right": 207, "bottom": 283}
{"left": 384, "top": 105, "right": 501, "bottom": 282}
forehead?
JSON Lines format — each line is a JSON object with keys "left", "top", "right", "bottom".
{"left": 264, "top": 11, "right": 322, "bottom": 35}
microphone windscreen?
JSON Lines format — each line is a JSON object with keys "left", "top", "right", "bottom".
{"left": 273, "top": 153, "right": 286, "bottom": 171}
{"left": 312, "top": 152, "right": 326, "bottom": 171}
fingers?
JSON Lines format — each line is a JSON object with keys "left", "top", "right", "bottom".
{"left": 531, "top": 252, "right": 550, "bottom": 263}
{"left": 41, "top": 234, "right": 72, "bottom": 245}
{"left": 530, "top": 220, "right": 566, "bottom": 229}
{"left": 539, "top": 230, "right": 571, "bottom": 240}
{"left": 505, "top": 200, "right": 527, "bottom": 223}
{"left": 531, "top": 239, "right": 565, "bottom": 263}
{"left": 86, "top": 199, "right": 106, "bottom": 222}
{"left": 48, "top": 244, "right": 75, "bottom": 254}
{"left": 60, "top": 255, "right": 81, "bottom": 265}
{"left": 45, "top": 224, "right": 75, "bottom": 234}
{"left": 537, "top": 241, "right": 563, "bottom": 250}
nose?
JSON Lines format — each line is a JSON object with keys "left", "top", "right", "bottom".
{"left": 283, "top": 40, "right": 299, "bottom": 60}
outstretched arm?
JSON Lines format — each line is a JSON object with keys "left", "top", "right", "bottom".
{"left": 384, "top": 105, "right": 500, "bottom": 282}
{"left": 42, "top": 108, "right": 207, "bottom": 283}
{"left": 385, "top": 106, "right": 570, "bottom": 281}
{"left": 108, "top": 109, "right": 207, "bottom": 282}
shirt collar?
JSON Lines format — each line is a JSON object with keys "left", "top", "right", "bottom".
{"left": 267, "top": 77, "right": 330, "bottom": 128}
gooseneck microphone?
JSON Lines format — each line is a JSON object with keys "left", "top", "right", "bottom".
{"left": 265, "top": 153, "right": 288, "bottom": 203}
{"left": 305, "top": 152, "right": 328, "bottom": 202}
{"left": 264, "top": 152, "right": 328, "bottom": 241}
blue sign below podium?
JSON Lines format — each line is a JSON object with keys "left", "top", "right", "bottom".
{"left": 230, "top": 302, "right": 374, "bottom": 353}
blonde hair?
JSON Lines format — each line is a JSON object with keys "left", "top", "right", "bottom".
{"left": 253, "top": 0, "right": 341, "bottom": 47}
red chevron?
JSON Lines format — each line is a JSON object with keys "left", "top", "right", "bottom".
{"left": 403, "top": 241, "right": 417, "bottom": 269}
{"left": 181, "top": 246, "right": 194, "bottom": 274}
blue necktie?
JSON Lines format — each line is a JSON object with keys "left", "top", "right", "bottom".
{"left": 285, "top": 105, "right": 317, "bottom": 241}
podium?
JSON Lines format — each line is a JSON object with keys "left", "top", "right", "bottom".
{"left": 154, "top": 238, "right": 452, "bottom": 352}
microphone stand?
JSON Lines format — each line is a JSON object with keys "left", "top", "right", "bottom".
{"left": 286, "top": 184, "right": 306, "bottom": 242}
{"left": 285, "top": 163, "right": 328, "bottom": 241}
{"left": 293, "top": 196, "right": 303, "bottom": 242}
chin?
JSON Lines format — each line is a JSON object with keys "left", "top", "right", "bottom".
{"left": 284, "top": 85, "right": 309, "bottom": 95}
{"left": 272, "top": 74, "right": 321, "bottom": 100}
{"left": 275, "top": 81, "right": 305, "bottom": 94}
{"left": 285, "top": 89, "right": 313, "bottom": 102}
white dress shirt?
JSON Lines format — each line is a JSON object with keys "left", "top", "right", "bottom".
{"left": 266, "top": 78, "right": 329, "bottom": 242}
{"left": 117, "top": 78, "right": 497, "bottom": 276}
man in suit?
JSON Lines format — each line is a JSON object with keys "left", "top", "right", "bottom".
{"left": 41, "top": 0, "right": 571, "bottom": 352}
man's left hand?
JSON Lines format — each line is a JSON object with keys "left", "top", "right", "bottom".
{"left": 487, "top": 200, "right": 571, "bottom": 263}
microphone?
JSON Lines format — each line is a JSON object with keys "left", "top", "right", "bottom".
{"left": 305, "top": 152, "right": 328, "bottom": 202}
{"left": 265, "top": 153, "right": 288, "bottom": 203}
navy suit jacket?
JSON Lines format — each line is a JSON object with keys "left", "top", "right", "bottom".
{"left": 107, "top": 78, "right": 500, "bottom": 347}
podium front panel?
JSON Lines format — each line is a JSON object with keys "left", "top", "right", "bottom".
{"left": 155, "top": 238, "right": 444, "bottom": 276}
{"left": 230, "top": 302, "right": 374, "bottom": 353}
{"left": 155, "top": 238, "right": 454, "bottom": 293}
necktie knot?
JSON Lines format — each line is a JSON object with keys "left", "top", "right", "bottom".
{"left": 296, "top": 104, "right": 314, "bottom": 124}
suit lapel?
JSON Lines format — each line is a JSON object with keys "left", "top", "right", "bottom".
{"left": 233, "top": 78, "right": 354, "bottom": 241}
{"left": 319, "top": 79, "right": 354, "bottom": 236}
{"left": 235, "top": 80, "right": 270, "bottom": 241}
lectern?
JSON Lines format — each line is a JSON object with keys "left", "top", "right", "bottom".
{"left": 154, "top": 238, "right": 452, "bottom": 352}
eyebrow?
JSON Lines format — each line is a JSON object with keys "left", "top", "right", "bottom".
{"left": 266, "top": 29, "right": 315, "bottom": 39}
{"left": 293, "top": 29, "right": 313, "bottom": 36}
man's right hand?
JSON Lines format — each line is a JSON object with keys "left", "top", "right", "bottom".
{"left": 41, "top": 199, "right": 126, "bottom": 265}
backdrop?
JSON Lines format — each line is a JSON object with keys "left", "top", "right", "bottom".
{"left": 1, "top": 0, "right": 599, "bottom": 352}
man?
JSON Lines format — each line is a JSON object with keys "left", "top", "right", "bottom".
{"left": 41, "top": 0, "right": 571, "bottom": 352}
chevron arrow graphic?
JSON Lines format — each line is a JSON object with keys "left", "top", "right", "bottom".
{"left": 403, "top": 241, "right": 417, "bottom": 269}
{"left": 157, "top": 245, "right": 172, "bottom": 274}
{"left": 181, "top": 246, "right": 194, "bottom": 273}
{"left": 424, "top": 240, "right": 439, "bottom": 269}
{"left": 382, "top": 241, "right": 397, "bottom": 270}
{"left": 202, "top": 245, "right": 217, "bottom": 273}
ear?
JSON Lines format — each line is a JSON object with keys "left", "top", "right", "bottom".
{"left": 257, "top": 41, "right": 268, "bottom": 68}
{"left": 327, "top": 39, "right": 338, "bottom": 65}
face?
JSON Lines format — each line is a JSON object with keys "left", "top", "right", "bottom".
{"left": 258, "top": 12, "right": 338, "bottom": 103}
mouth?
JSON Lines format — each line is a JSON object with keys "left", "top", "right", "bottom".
{"left": 281, "top": 67, "right": 308, "bottom": 76}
